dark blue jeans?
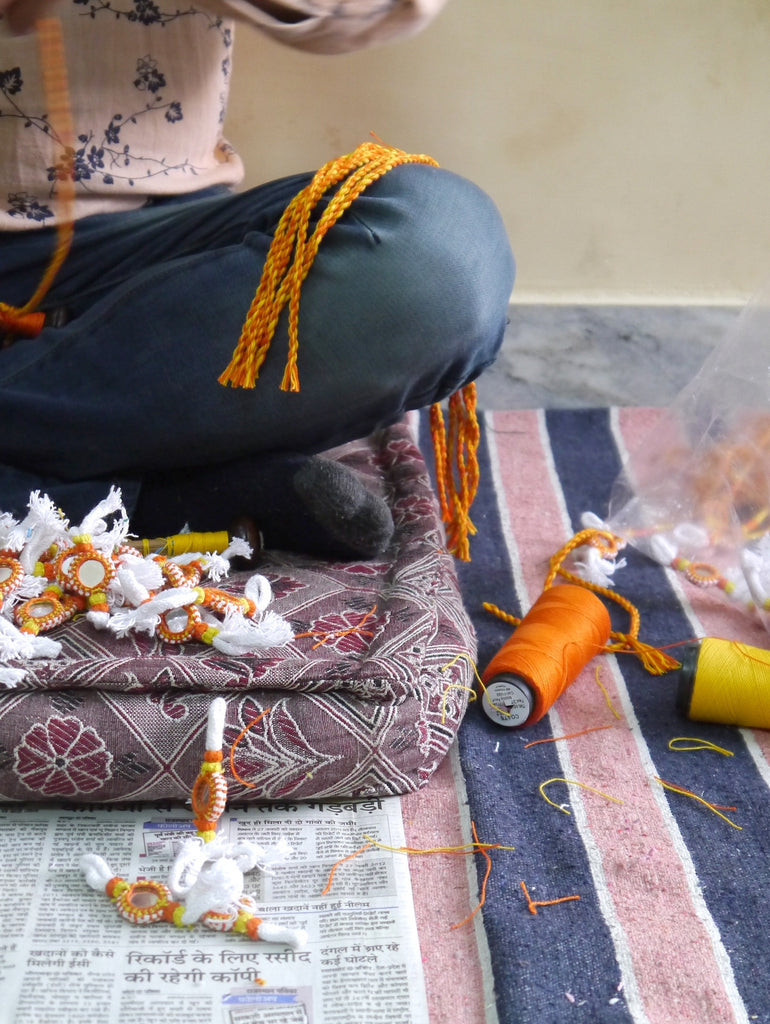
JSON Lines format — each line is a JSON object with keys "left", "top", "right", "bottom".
{"left": 0, "top": 163, "right": 514, "bottom": 525}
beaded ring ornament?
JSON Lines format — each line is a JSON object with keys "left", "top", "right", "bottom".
{"left": 81, "top": 697, "right": 307, "bottom": 948}
{"left": 0, "top": 489, "right": 293, "bottom": 685}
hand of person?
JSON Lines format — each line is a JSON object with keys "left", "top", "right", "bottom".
{"left": 0, "top": 0, "right": 62, "bottom": 35}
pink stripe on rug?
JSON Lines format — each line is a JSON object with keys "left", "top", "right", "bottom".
{"left": 488, "top": 408, "right": 744, "bottom": 1024}
{"left": 402, "top": 751, "right": 489, "bottom": 1024}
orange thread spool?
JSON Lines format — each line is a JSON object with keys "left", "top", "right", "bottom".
{"left": 481, "top": 584, "right": 611, "bottom": 728}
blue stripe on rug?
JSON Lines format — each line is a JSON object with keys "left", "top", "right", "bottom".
{"left": 422, "top": 410, "right": 637, "bottom": 1023}
{"left": 422, "top": 406, "right": 770, "bottom": 1022}
{"left": 557, "top": 410, "right": 770, "bottom": 1019}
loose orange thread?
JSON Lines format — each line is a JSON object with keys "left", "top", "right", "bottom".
{"left": 451, "top": 822, "right": 492, "bottom": 930}
{"left": 655, "top": 776, "right": 742, "bottom": 829}
{"left": 228, "top": 708, "right": 271, "bottom": 788}
{"left": 520, "top": 880, "right": 581, "bottom": 916}
{"left": 1, "top": 18, "right": 75, "bottom": 341}
{"left": 293, "top": 604, "right": 377, "bottom": 650}
{"left": 319, "top": 822, "right": 514, "bottom": 929}
{"left": 524, "top": 724, "right": 613, "bottom": 748}
{"left": 217, "top": 138, "right": 479, "bottom": 560}
{"left": 320, "top": 844, "right": 374, "bottom": 896}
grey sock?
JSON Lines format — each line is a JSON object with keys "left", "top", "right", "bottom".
{"left": 292, "top": 457, "right": 394, "bottom": 558}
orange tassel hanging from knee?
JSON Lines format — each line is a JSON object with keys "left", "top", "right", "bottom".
{"left": 0, "top": 18, "right": 75, "bottom": 343}
{"left": 219, "top": 140, "right": 481, "bottom": 561}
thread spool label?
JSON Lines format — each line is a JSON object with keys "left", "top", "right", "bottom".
{"left": 482, "top": 677, "right": 533, "bottom": 728}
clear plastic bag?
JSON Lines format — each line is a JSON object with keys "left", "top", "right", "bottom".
{"left": 606, "top": 278, "right": 770, "bottom": 630}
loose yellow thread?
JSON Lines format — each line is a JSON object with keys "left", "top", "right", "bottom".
{"left": 440, "top": 685, "right": 477, "bottom": 725}
{"left": 595, "top": 665, "right": 622, "bottom": 719}
{"left": 668, "top": 737, "right": 734, "bottom": 756}
{"left": 524, "top": 724, "right": 614, "bottom": 749}
{"left": 539, "top": 777, "right": 624, "bottom": 815}
{"left": 520, "top": 880, "right": 581, "bottom": 916}
{"left": 359, "top": 832, "right": 515, "bottom": 858}
{"left": 655, "top": 777, "right": 742, "bottom": 830}
{"left": 442, "top": 647, "right": 513, "bottom": 721}
{"left": 228, "top": 708, "right": 271, "bottom": 788}
{"left": 439, "top": 652, "right": 480, "bottom": 723}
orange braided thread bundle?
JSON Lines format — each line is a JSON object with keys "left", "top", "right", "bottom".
{"left": 219, "top": 140, "right": 481, "bottom": 560}
{"left": 547, "top": 528, "right": 680, "bottom": 675}
{"left": 0, "top": 18, "right": 75, "bottom": 340}
{"left": 430, "top": 383, "right": 479, "bottom": 561}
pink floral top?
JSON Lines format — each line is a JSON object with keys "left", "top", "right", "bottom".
{"left": 0, "top": 0, "right": 446, "bottom": 229}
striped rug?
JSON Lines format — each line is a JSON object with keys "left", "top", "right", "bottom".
{"left": 409, "top": 407, "right": 770, "bottom": 1024}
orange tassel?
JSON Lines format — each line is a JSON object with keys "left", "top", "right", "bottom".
{"left": 1, "top": 18, "right": 75, "bottom": 341}
{"left": 220, "top": 140, "right": 482, "bottom": 560}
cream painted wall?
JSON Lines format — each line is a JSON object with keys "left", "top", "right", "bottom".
{"left": 225, "top": 0, "right": 770, "bottom": 304}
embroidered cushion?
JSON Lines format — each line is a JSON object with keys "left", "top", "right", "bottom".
{"left": 0, "top": 421, "right": 475, "bottom": 802}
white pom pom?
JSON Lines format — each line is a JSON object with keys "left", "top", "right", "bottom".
{"left": 0, "top": 666, "right": 27, "bottom": 687}
{"left": 256, "top": 921, "right": 308, "bottom": 950}
{"left": 205, "top": 697, "right": 227, "bottom": 752}
{"left": 80, "top": 853, "right": 114, "bottom": 890}
{"left": 212, "top": 609, "right": 293, "bottom": 655}
{"left": 244, "top": 574, "right": 273, "bottom": 612}
{"left": 649, "top": 533, "right": 679, "bottom": 565}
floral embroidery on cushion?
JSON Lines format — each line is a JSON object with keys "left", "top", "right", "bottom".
{"left": 147, "top": 692, "right": 189, "bottom": 720}
{"left": 391, "top": 492, "right": 436, "bottom": 526}
{"left": 227, "top": 699, "right": 340, "bottom": 799}
{"left": 14, "top": 715, "right": 113, "bottom": 796}
{"left": 339, "top": 562, "right": 389, "bottom": 577}
{"left": 263, "top": 575, "right": 309, "bottom": 603}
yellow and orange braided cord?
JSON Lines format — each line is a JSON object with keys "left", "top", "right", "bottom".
{"left": 0, "top": 18, "right": 75, "bottom": 339}
{"left": 219, "top": 140, "right": 480, "bottom": 559}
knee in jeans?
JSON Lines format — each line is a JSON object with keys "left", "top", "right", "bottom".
{"left": 369, "top": 163, "right": 515, "bottom": 350}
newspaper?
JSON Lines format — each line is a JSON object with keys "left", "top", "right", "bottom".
{"left": 0, "top": 797, "right": 428, "bottom": 1024}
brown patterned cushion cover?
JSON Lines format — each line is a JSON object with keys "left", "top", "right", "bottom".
{"left": 0, "top": 422, "right": 475, "bottom": 803}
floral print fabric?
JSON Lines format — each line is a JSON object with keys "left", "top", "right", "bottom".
{"left": 0, "top": 423, "right": 476, "bottom": 802}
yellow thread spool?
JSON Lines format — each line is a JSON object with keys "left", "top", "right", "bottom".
{"left": 128, "top": 531, "right": 231, "bottom": 557}
{"left": 677, "top": 637, "right": 770, "bottom": 729}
